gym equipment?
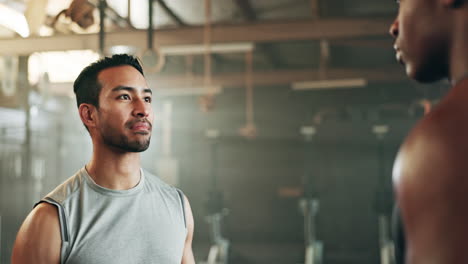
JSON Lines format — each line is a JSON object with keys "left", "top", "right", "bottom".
{"left": 372, "top": 125, "right": 395, "bottom": 264}
{"left": 392, "top": 206, "right": 405, "bottom": 264}
{"left": 203, "top": 129, "right": 230, "bottom": 264}
{"left": 299, "top": 126, "right": 323, "bottom": 264}
{"left": 300, "top": 198, "right": 323, "bottom": 264}
{"left": 205, "top": 199, "right": 230, "bottom": 264}
{"left": 378, "top": 213, "right": 394, "bottom": 264}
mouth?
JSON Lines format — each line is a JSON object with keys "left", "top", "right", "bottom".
{"left": 396, "top": 52, "right": 405, "bottom": 65}
{"left": 128, "top": 120, "right": 152, "bottom": 133}
{"left": 393, "top": 45, "right": 405, "bottom": 65}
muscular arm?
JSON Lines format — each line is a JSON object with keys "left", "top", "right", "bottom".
{"left": 181, "top": 195, "right": 196, "bottom": 264}
{"left": 393, "top": 105, "right": 468, "bottom": 264}
{"left": 12, "top": 203, "right": 61, "bottom": 264}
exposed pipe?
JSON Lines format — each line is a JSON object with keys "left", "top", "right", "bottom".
{"left": 127, "top": 0, "right": 131, "bottom": 25}
{"left": 203, "top": 0, "right": 212, "bottom": 88}
{"left": 147, "top": 0, "right": 153, "bottom": 51}
{"left": 98, "top": 0, "right": 106, "bottom": 55}
{"left": 239, "top": 50, "right": 257, "bottom": 139}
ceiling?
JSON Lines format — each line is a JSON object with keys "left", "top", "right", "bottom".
{"left": 0, "top": 0, "right": 444, "bottom": 111}
{"left": 0, "top": 0, "right": 398, "bottom": 66}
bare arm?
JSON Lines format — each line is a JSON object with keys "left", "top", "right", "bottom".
{"left": 181, "top": 195, "right": 196, "bottom": 264}
{"left": 12, "top": 203, "right": 61, "bottom": 264}
{"left": 394, "top": 107, "right": 468, "bottom": 264}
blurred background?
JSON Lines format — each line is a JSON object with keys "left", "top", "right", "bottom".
{"left": 0, "top": 0, "right": 450, "bottom": 263}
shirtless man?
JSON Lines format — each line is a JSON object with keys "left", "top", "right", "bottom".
{"left": 389, "top": 0, "right": 468, "bottom": 263}
{"left": 11, "top": 54, "right": 195, "bottom": 264}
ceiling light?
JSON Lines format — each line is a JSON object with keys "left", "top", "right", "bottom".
{"left": 108, "top": 45, "right": 138, "bottom": 55}
{"left": 160, "top": 42, "right": 254, "bottom": 56}
{"left": 292, "top": 78, "right": 367, "bottom": 90}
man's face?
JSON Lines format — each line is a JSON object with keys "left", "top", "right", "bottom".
{"left": 389, "top": 0, "right": 450, "bottom": 82}
{"left": 94, "top": 65, "right": 154, "bottom": 152}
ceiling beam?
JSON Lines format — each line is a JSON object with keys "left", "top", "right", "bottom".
{"left": 332, "top": 38, "right": 392, "bottom": 48}
{"left": 154, "top": 0, "right": 229, "bottom": 68}
{"left": 233, "top": 0, "right": 283, "bottom": 68}
{"left": 234, "top": 0, "right": 257, "bottom": 20}
{"left": 0, "top": 18, "right": 393, "bottom": 55}
{"left": 150, "top": 67, "right": 406, "bottom": 88}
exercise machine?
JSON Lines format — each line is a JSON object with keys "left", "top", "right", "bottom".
{"left": 204, "top": 130, "right": 230, "bottom": 264}
{"left": 373, "top": 125, "right": 395, "bottom": 264}
{"left": 299, "top": 126, "right": 323, "bottom": 264}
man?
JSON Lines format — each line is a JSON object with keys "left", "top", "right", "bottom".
{"left": 389, "top": 0, "right": 468, "bottom": 263}
{"left": 11, "top": 54, "right": 195, "bottom": 264}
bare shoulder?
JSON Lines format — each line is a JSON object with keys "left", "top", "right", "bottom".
{"left": 395, "top": 100, "right": 468, "bottom": 190}
{"left": 393, "top": 100, "right": 468, "bottom": 262}
{"left": 12, "top": 202, "right": 61, "bottom": 264}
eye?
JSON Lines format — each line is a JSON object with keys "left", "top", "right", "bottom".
{"left": 118, "top": 94, "right": 130, "bottom": 100}
{"left": 144, "top": 96, "right": 152, "bottom": 103}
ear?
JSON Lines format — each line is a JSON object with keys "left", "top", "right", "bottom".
{"left": 78, "top": 104, "right": 98, "bottom": 129}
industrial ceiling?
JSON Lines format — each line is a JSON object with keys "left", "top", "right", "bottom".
{"left": 0, "top": 0, "right": 401, "bottom": 85}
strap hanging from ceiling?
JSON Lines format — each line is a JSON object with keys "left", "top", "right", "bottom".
{"left": 239, "top": 50, "right": 257, "bottom": 139}
{"left": 199, "top": 0, "right": 216, "bottom": 112}
{"left": 318, "top": 39, "right": 329, "bottom": 80}
{"left": 310, "top": 0, "right": 320, "bottom": 19}
{"left": 142, "top": 0, "right": 165, "bottom": 72}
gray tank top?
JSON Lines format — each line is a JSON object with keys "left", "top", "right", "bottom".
{"left": 36, "top": 167, "right": 187, "bottom": 264}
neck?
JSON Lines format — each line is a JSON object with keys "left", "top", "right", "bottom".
{"left": 449, "top": 11, "right": 468, "bottom": 86}
{"left": 86, "top": 143, "right": 142, "bottom": 190}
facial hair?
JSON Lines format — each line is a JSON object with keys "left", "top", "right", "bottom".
{"left": 100, "top": 118, "right": 152, "bottom": 153}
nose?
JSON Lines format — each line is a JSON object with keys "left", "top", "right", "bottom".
{"left": 132, "top": 98, "right": 150, "bottom": 118}
{"left": 389, "top": 18, "right": 399, "bottom": 38}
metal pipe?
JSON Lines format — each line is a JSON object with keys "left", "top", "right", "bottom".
{"left": 127, "top": 0, "right": 131, "bottom": 24}
{"left": 99, "top": 0, "right": 106, "bottom": 55}
{"left": 203, "top": 0, "right": 212, "bottom": 87}
{"left": 147, "top": 0, "right": 154, "bottom": 50}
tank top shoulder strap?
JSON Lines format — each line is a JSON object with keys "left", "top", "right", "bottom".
{"left": 35, "top": 197, "right": 71, "bottom": 263}
{"left": 175, "top": 188, "right": 186, "bottom": 228}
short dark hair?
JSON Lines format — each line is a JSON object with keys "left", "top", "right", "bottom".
{"left": 73, "top": 54, "right": 144, "bottom": 109}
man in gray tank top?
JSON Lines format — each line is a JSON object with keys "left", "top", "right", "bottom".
{"left": 11, "top": 54, "right": 195, "bottom": 264}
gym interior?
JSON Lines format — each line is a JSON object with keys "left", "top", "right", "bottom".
{"left": 0, "top": 0, "right": 449, "bottom": 263}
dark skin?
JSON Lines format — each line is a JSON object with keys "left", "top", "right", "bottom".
{"left": 389, "top": 0, "right": 468, "bottom": 263}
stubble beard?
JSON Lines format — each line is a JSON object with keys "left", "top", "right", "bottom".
{"left": 100, "top": 125, "right": 151, "bottom": 153}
